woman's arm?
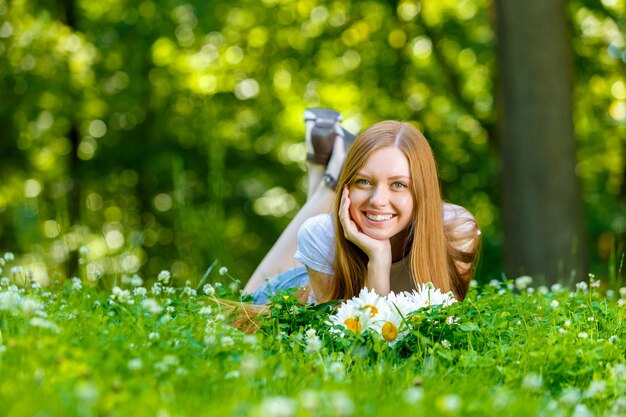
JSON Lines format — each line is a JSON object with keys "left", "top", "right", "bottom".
{"left": 306, "top": 267, "right": 332, "bottom": 303}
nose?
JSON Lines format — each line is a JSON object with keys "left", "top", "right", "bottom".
{"left": 369, "top": 185, "right": 390, "bottom": 207}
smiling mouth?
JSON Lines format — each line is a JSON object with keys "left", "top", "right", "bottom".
{"left": 365, "top": 213, "right": 394, "bottom": 222}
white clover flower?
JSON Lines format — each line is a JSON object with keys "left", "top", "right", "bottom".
{"left": 221, "top": 336, "right": 234, "bottom": 348}
{"left": 558, "top": 328, "right": 566, "bottom": 334}
{"left": 437, "top": 394, "right": 461, "bottom": 414}
{"left": 163, "top": 286, "right": 175, "bottom": 295}
{"left": 305, "top": 328, "right": 316, "bottom": 338}
{"left": 445, "top": 316, "right": 459, "bottom": 325}
{"left": 141, "top": 298, "right": 163, "bottom": 315}
{"left": 576, "top": 281, "right": 588, "bottom": 292}
{"left": 619, "top": 287, "right": 626, "bottom": 298}
{"left": 522, "top": 373, "right": 543, "bottom": 391}
{"left": 0, "top": 291, "right": 22, "bottom": 311}
{"left": 110, "top": 287, "right": 134, "bottom": 305}
{"left": 127, "top": 358, "right": 143, "bottom": 371}
{"left": 243, "top": 334, "right": 258, "bottom": 346}
{"left": 199, "top": 306, "right": 212, "bottom": 315}
{"left": 560, "top": 387, "right": 581, "bottom": 405}
{"left": 4, "top": 252, "right": 14, "bottom": 261}
{"left": 564, "top": 319, "right": 571, "bottom": 328}
{"left": 133, "top": 287, "right": 147, "bottom": 297}
{"left": 203, "top": 284, "right": 215, "bottom": 296}
{"left": 0, "top": 277, "right": 9, "bottom": 287}
{"left": 619, "top": 299, "right": 626, "bottom": 307}
{"left": 515, "top": 276, "right": 533, "bottom": 290}
{"left": 299, "top": 390, "right": 320, "bottom": 413}
{"left": 550, "top": 300, "right": 559, "bottom": 309}
{"left": 583, "top": 380, "right": 606, "bottom": 398}
{"left": 572, "top": 404, "right": 593, "bottom": 417}
{"left": 0, "top": 259, "right": 4, "bottom": 266}
{"left": 78, "top": 246, "right": 89, "bottom": 256}
{"left": 609, "top": 335, "right": 619, "bottom": 344}
{"left": 441, "top": 339, "right": 451, "bottom": 349}
{"left": 29, "top": 317, "right": 60, "bottom": 333}
{"left": 71, "top": 277, "right": 82, "bottom": 291}
{"left": 328, "top": 361, "right": 345, "bottom": 381}
{"left": 256, "top": 396, "right": 296, "bottom": 417}
{"left": 157, "top": 270, "right": 171, "bottom": 285}
{"left": 148, "top": 332, "right": 160, "bottom": 341}
{"left": 612, "top": 397, "right": 626, "bottom": 415}
{"left": 151, "top": 282, "right": 162, "bottom": 295}
{"left": 305, "top": 335, "right": 322, "bottom": 354}
{"left": 610, "top": 363, "right": 626, "bottom": 380}
{"left": 129, "top": 275, "right": 143, "bottom": 287}
{"left": 183, "top": 286, "right": 196, "bottom": 297}
{"left": 11, "top": 266, "right": 24, "bottom": 275}
{"left": 225, "top": 370, "right": 240, "bottom": 379}
{"left": 240, "top": 354, "right": 261, "bottom": 376}
{"left": 21, "top": 298, "right": 43, "bottom": 317}
{"left": 538, "top": 286, "right": 549, "bottom": 295}
{"left": 578, "top": 332, "right": 589, "bottom": 339}
{"left": 551, "top": 283, "right": 564, "bottom": 293}
{"left": 488, "top": 279, "right": 501, "bottom": 288}
{"left": 403, "top": 387, "right": 424, "bottom": 404}
{"left": 218, "top": 266, "right": 228, "bottom": 276}
{"left": 606, "top": 289, "right": 615, "bottom": 298}
{"left": 469, "top": 279, "right": 478, "bottom": 288}
{"left": 587, "top": 317, "right": 595, "bottom": 322}
{"left": 330, "top": 391, "right": 354, "bottom": 416}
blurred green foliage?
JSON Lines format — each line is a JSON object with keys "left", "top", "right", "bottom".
{"left": 0, "top": 0, "right": 624, "bottom": 285}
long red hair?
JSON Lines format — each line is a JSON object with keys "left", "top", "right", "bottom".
{"left": 329, "top": 121, "right": 480, "bottom": 301}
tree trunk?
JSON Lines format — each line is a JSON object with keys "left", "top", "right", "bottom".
{"left": 495, "top": 0, "right": 587, "bottom": 283}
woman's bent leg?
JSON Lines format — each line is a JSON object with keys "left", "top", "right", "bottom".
{"left": 243, "top": 184, "right": 334, "bottom": 293}
{"left": 243, "top": 120, "right": 346, "bottom": 294}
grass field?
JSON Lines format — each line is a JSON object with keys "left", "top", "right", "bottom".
{"left": 1, "top": 252, "right": 625, "bottom": 417}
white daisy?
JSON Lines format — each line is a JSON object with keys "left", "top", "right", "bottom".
{"left": 371, "top": 307, "right": 406, "bottom": 346}
{"left": 354, "top": 287, "right": 389, "bottom": 318}
{"left": 328, "top": 299, "right": 373, "bottom": 335}
{"left": 387, "top": 291, "right": 419, "bottom": 317}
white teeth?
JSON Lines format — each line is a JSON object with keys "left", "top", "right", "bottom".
{"left": 366, "top": 214, "right": 393, "bottom": 221}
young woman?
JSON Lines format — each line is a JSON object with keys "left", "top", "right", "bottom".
{"left": 242, "top": 110, "right": 481, "bottom": 305}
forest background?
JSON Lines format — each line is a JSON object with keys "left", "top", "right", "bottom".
{"left": 0, "top": 0, "right": 624, "bottom": 287}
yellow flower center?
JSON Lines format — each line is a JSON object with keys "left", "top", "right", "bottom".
{"left": 382, "top": 322, "right": 398, "bottom": 341}
{"left": 344, "top": 317, "right": 362, "bottom": 332}
{"left": 363, "top": 304, "right": 379, "bottom": 317}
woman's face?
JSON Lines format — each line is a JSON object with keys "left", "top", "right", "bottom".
{"left": 348, "top": 146, "right": 415, "bottom": 248}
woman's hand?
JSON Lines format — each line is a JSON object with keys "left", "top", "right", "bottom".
{"left": 338, "top": 187, "right": 392, "bottom": 263}
{"left": 339, "top": 187, "right": 392, "bottom": 294}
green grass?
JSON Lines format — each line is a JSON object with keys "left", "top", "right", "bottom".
{"left": 1, "top": 253, "right": 625, "bottom": 417}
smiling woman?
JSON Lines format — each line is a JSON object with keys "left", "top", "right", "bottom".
{"left": 243, "top": 112, "right": 481, "bottom": 305}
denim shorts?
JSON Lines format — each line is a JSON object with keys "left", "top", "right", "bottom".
{"left": 250, "top": 266, "right": 310, "bottom": 305}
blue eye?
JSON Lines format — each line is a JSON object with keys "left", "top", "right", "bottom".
{"left": 392, "top": 182, "right": 408, "bottom": 189}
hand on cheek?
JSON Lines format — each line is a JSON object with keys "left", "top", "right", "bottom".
{"left": 339, "top": 187, "right": 391, "bottom": 262}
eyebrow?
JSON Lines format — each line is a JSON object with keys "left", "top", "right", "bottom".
{"left": 356, "top": 172, "right": 411, "bottom": 180}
